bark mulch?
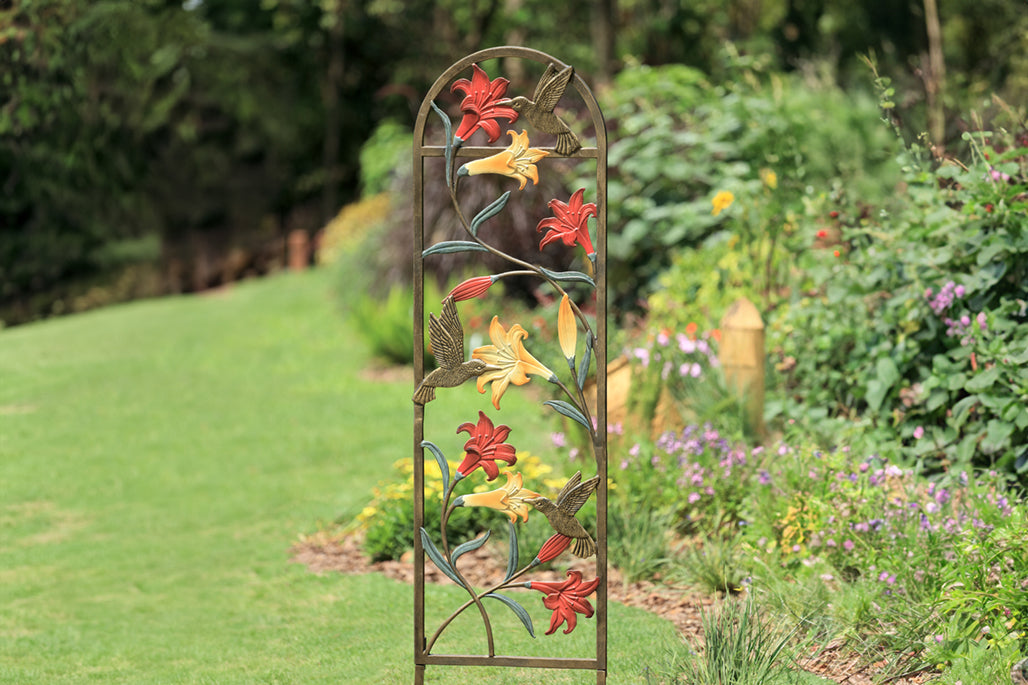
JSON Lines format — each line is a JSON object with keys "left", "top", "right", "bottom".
{"left": 290, "top": 531, "right": 934, "bottom": 685}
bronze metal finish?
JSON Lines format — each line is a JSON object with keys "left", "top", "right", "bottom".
{"left": 412, "top": 46, "right": 608, "bottom": 684}
{"left": 528, "top": 471, "right": 601, "bottom": 558}
{"left": 412, "top": 295, "right": 492, "bottom": 404}
{"left": 503, "top": 64, "right": 582, "bottom": 156}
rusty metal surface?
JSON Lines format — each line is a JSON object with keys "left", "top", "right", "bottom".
{"left": 412, "top": 46, "right": 608, "bottom": 683}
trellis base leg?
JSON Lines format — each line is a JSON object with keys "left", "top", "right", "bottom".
{"left": 414, "top": 663, "right": 425, "bottom": 685}
{"left": 597, "top": 669, "right": 606, "bottom": 684}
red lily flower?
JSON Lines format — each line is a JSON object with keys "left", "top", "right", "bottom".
{"left": 456, "top": 410, "right": 517, "bottom": 480}
{"left": 536, "top": 188, "right": 596, "bottom": 257}
{"left": 528, "top": 570, "right": 600, "bottom": 635}
{"left": 451, "top": 64, "right": 519, "bottom": 144}
{"left": 448, "top": 275, "right": 495, "bottom": 302}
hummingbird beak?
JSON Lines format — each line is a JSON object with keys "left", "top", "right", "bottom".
{"left": 495, "top": 98, "right": 512, "bottom": 106}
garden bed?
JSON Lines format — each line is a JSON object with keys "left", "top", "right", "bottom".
{"left": 291, "top": 530, "right": 932, "bottom": 684}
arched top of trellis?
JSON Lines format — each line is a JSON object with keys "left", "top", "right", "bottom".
{"left": 413, "top": 46, "right": 607, "bottom": 160}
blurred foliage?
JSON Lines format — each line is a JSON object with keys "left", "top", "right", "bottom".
{"left": 594, "top": 51, "right": 900, "bottom": 314}
{"left": 4, "top": 0, "right": 1028, "bottom": 326}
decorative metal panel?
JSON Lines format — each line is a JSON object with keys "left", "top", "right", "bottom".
{"left": 412, "top": 46, "right": 608, "bottom": 684}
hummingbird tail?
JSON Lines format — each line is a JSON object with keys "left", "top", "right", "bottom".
{"left": 572, "top": 535, "right": 596, "bottom": 558}
{"left": 555, "top": 131, "right": 581, "bottom": 156}
{"left": 412, "top": 383, "right": 435, "bottom": 405}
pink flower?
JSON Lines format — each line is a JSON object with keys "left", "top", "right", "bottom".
{"left": 913, "top": 426, "right": 924, "bottom": 440}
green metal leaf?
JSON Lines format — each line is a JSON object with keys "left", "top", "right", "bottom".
{"left": 420, "top": 440, "right": 449, "bottom": 495}
{"left": 484, "top": 593, "right": 535, "bottom": 638}
{"left": 469, "top": 191, "right": 511, "bottom": 237}
{"left": 450, "top": 530, "right": 491, "bottom": 566}
{"left": 540, "top": 268, "right": 596, "bottom": 288}
{"left": 577, "top": 330, "right": 594, "bottom": 390}
{"left": 422, "top": 241, "right": 489, "bottom": 257}
{"left": 429, "top": 100, "right": 453, "bottom": 187}
{"left": 544, "top": 400, "right": 592, "bottom": 431}
{"left": 504, "top": 521, "right": 519, "bottom": 581}
{"left": 420, "top": 528, "right": 464, "bottom": 587}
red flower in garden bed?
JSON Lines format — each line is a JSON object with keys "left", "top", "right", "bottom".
{"left": 528, "top": 569, "right": 600, "bottom": 635}
{"left": 536, "top": 188, "right": 596, "bottom": 258}
{"left": 451, "top": 64, "right": 519, "bottom": 144}
{"left": 456, "top": 410, "right": 517, "bottom": 480}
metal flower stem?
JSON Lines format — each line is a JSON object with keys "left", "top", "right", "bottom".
{"left": 425, "top": 557, "right": 542, "bottom": 653}
{"left": 449, "top": 174, "right": 597, "bottom": 343}
{"left": 437, "top": 475, "right": 496, "bottom": 656}
{"left": 446, "top": 173, "right": 597, "bottom": 440}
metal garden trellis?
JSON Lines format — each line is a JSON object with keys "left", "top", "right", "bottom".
{"left": 411, "top": 47, "right": 609, "bottom": 683}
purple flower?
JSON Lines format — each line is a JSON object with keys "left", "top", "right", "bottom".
{"left": 913, "top": 426, "right": 924, "bottom": 440}
{"left": 843, "top": 540, "right": 855, "bottom": 551}
{"left": 551, "top": 431, "right": 566, "bottom": 448}
{"left": 976, "top": 311, "right": 987, "bottom": 331}
{"left": 656, "top": 331, "right": 669, "bottom": 346}
{"left": 677, "top": 335, "right": 696, "bottom": 353}
{"left": 688, "top": 492, "right": 701, "bottom": 504}
{"left": 758, "top": 470, "right": 772, "bottom": 485}
{"left": 632, "top": 347, "right": 650, "bottom": 367}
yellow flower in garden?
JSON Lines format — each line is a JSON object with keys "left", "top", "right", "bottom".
{"left": 457, "top": 129, "right": 549, "bottom": 190}
{"left": 760, "top": 168, "right": 778, "bottom": 189}
{"left": 455, "top": 472, "right": 541, "bottom": 523}
{"left": 471, "top": 316, "right": 555, "bottom": 409}
{"left": 711, "top": 190, "right": 735, "bottom": 216}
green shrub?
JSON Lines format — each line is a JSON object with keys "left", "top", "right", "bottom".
{"left": 590, "top": 52, "right": 899, "bottom": 315}
{"left": 768, "top": 118, "right": 1028, "bottom": 477}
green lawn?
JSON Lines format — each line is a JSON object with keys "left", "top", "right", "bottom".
{"left": 0, "top": 270, "right": 680, "bottom": 684}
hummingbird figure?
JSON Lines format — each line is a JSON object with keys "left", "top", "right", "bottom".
{"left": 528, "top": 471, "right": 600, "bottom": 558}
{"left": 502, "top": 64, "right": 581, "bottom": 156}
{"left": 413, "top": 296, "right": 491, "bottom": 405}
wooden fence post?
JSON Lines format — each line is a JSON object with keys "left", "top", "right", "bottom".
{"left": 720, "top": 297, "right": 765, "bottom": 439}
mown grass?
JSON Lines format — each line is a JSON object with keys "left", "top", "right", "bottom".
{"left": 0, "top": 270, "right": 679, "bottom": 684}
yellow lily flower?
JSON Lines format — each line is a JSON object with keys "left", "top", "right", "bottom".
{"left": 472, "top": 316, "right": 555, "bottom": 410}
{"left": 456, "top": 471, "right": 541, "bottom": 523}
{"left": 558, "top": 293, "right": 577, "bottom": 362}
{"left": 457, "top": 129, "right": 549, "bottom": 190}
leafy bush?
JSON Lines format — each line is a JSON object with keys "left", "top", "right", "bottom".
{"left": 592, "top": 52, "right": 899, "bottom": 314}
{"left": 740, "top": 441, "right": 1027, "bottom": 675}
{"left": 769, "top": 118, "right": 1028, "bottom": 477}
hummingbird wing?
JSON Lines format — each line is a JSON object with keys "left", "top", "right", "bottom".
{"left": 534, "top": 65, "right": 574, "bottom": 114}
{"left": 532, "top": 63, "right": 558, "bottom": 103}
{"left": 428, "top": 296, "right": 465, "bottom": 369}
{"left": 558, "top": 474, "right": 599, "bottom": 516}
{"left": 555, "top": 471, "right": 582, "bottom": 507}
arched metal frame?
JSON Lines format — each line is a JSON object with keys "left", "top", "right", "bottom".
{"left": 412, "top": 46, "right": 608, "bottom": 684}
